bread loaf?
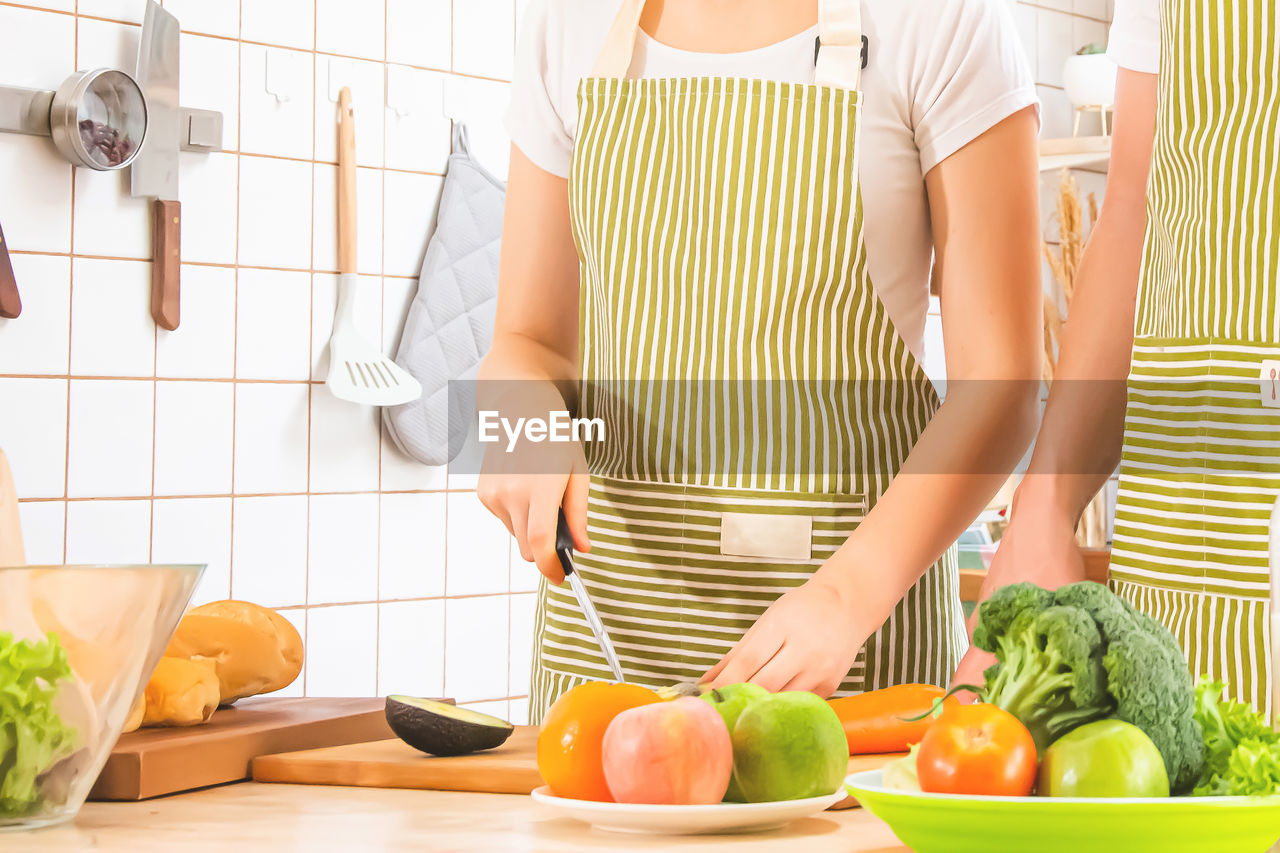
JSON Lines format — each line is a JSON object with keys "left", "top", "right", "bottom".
{"left": 122, "top": 694, "right": 145, "bottom": 734}
{"left": 164, "top": 600, "right": 303, "bottom": 704}
{"left": 142, "top": 657, "right": 220, "bottom": 726}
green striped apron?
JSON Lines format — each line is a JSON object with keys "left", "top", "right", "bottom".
{"left": 1109, "top": 0, "right": 1280, "bottom": 718}
{"left": 529, "top": 0, "right": 965, "bottom": 721}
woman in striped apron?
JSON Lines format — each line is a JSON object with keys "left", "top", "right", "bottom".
{"left": 484, "top": 0, "right": 1043, "bottom": 721}
{"left": 957, "top": 0, "right": 1280, "bottom": 717}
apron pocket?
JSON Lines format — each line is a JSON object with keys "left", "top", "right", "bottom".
{"left": 720, "top": 512, "right": 813, "bottom": 561}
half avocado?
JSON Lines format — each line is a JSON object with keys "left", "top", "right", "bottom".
{"left": 385, "top": 695, "right": 515, "bottom": 757}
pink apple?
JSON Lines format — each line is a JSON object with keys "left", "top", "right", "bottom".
{"left": 601, "top": 696, "right": 733, "bottom": 804}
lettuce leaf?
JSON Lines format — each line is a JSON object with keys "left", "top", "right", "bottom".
{"left": 0, "top": 632, "right": 76, "bottom": 817}
{"left": 1191, "top": 678, "right": 1280, "bottom": 797}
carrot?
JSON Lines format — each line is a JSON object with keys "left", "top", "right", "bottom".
{"left": 828, "top": 684, "right": 957, "bottom": 755}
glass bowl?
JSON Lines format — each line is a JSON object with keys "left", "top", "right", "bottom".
{"left": 0, "top": 564, "right": 203, "bottom": 831}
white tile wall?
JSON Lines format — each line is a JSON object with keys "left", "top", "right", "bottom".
{"left": 0, "top": 256, "right": 70, "bottom": 375}
{"left": 0, "top": 378, "right": 68, "bottom": 499}
{"left": 232, "top": 383, "right": 310, "bottom": 493}
{"left": 68, "top": 259, "right": 154, "bottom": 376}
{"left": 155, "top": 266, "right": 237, "bottom": 378}
{"left": 66, "top": 380, "right": 154, "bottom": 498}
{"left": 378, "top": 599, "right": 445, "bottom": 697}
{"left": 304, "top": 603, "right": 378, "bottom": 696}
{"left": 18, "top": 501, "right": 66, "bottom": 565}
{"left": 0, "top": 0, "right": 1099, "bottom": 723}
{"left": 163, "top": 0, "right": 240, "bottom": 39}
{"left": 235, "top": 269, "right": 313, "bottom": 380}
{"left": 152, "top": 497, "right": 233, "bottom": 604}
{"left": 153, "top": 381, "right": 235, "bottom": 495}
{"left": 230, "top": 494, "right": 308, "bottom": 606}
{"left": 307, "top": 493, "right": 379, "bottom": 604}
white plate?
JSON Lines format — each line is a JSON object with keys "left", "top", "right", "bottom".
{"left": 529, "top": 786, "right": 845, "bottom": 835}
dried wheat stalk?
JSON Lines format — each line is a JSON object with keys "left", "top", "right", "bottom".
{"left": 1041, "top": 169, "right": 1107, "bottom": 546}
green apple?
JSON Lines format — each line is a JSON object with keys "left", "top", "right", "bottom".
{"left": 730, "top": 692, "right": 847, "bottom": 802}
{"left": 701, "top": 683, "right": 770, "bottom": 801}
{"left": 1038, "top": 719, "right": 1169, "bottom": 798}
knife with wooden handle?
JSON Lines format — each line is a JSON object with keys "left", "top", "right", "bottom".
{"left": 131, "top": 0, "right": 182, "bottom": 330}
{"left": 0, "top": 219, "right": 20, "bottom": 319}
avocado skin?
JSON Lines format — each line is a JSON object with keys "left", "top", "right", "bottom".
{"left": 385, "top": 697, "right": 514, "bottom": 756}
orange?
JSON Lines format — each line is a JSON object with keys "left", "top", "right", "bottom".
{"left": 536, "top": 681, "right": 662, "bottom": 801}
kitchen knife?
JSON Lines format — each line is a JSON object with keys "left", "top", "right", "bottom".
{"left": 555, "top": 509, "right": 626, "bottom": 683}
{"left": 0, "top": 218, "right": 19, "bottom": 319}
{"left": 131, "top": 0, "right": 181, "bottom": 331}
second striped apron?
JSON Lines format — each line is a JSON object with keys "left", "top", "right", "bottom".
{"left": 527, "top": 0, "right": 965, "bottom": 721}
{"left": 1109, "top": 0, "right": 1280, "bottom": 717}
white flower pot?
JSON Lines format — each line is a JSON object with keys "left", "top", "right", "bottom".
{"left": 1063, "top": 54, "right": 1118, "bottom": 108}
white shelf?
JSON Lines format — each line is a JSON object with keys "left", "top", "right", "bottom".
{"left": 1039, "top": 136, "right": 1111, "bottom": 173}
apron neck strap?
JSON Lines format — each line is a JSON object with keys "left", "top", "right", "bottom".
{"left": 816, "top": 0, "right": 862, "bottom": 90}
{"left": 590, "top": 0, "right": 647, "bottom": 79}
{"left": 590, "top": 0, "right": 864, "bottom": 90}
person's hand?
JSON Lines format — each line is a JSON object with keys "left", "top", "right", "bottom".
{"left": 951, "top": 485, "right": 1087, "bottom": 700}
{"left": 703, "top": 573, "right": 870, "bottom": 696}
{"left": 476, "top": 383, "right": 590, "bottom": 585}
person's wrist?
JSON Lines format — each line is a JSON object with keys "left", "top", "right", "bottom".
{"left": 1009, "top": 474, "right": 1086, "bottom": 527}
{"left": 811, "top": 542, "right": 902, "bottom": 629}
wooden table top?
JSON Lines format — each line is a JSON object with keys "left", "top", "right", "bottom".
{"left": 17, "top": 782, "right": 911, "bottom": 852}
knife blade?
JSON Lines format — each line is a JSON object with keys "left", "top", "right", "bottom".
{"left": 131, "top": 0, "right": 182, "bottom": 331}
{"left": 0, "top": 218, "right": 20, "bottom": 319}
{"left": 555, "top": 509, "right": 626, "bottom": 683}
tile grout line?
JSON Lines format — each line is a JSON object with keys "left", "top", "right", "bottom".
{"left": 375, "top": 0, "right": 389, "bottom": 697}
{"left": 228, "top": 0, "right": 245, "bottom": 609}
{"left": 302, "top": 2, "right": 319, "bottom": 700}
{"left": 6, "top": 252, "right": 424, "bottom": 284}
{"left": 60, "top": 0, "right": 78, "bottom": 563}
{"left": 441, "top": 0, "right": 454, "bottom": 704}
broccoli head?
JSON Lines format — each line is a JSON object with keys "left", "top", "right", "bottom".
{"left": 974, "top": 586, "right": 1113, "bottom": 752}
{"left": 973, "top": 581, "right": 1206, "bottom": 794}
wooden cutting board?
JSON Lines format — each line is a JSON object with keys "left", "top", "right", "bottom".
{"left": 252, "top": 725, "right": 901, "bottom": 808}
{"left": 90, "top": 697, "right": 401, "bottom": 801}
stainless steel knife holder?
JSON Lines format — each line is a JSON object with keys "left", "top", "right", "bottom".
{"left": 0, "top": 73, "right": 223, "bottom": 167}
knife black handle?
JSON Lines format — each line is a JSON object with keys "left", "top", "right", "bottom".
{"left": 555, "top": 508, "right": 576, "bottom": 577}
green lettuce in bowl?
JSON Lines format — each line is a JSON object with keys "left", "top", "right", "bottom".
{"left": 0, "top": 632, "right": 76, "bottom": 819}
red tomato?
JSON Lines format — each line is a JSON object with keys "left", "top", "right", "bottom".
{"left": 916, "top": 703, "right": 1037, "bottom": 797}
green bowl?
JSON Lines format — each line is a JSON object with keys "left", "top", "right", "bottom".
{"left": 845, "top": 770, "right": 1280, "bottom": 853}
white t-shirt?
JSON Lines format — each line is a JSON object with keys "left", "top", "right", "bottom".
{"left": 508, "top": 0, "right": 1037, "bottom": 361}
{"left": 1108, "top": 0, "right": 1160, "bottom": 74}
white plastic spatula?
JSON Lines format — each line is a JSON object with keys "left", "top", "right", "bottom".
{"left": 325, "top": 87, "right": 422, "bottom": 407}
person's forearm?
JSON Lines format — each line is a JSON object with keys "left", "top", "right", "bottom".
{"left": 477, "top": 147, "right": 582, "bottom": 407}
{"left": 1014, "top": 69, "right": 1157, "bottom": 525}
{"left": 1016, "top": 206, "right": 1147, "bottom": 521}
{"left": 479, "top": 331, "right": 580, "bottom": 410}
{"left": 815, "top": 380, "right": 1041, "bottom": 621}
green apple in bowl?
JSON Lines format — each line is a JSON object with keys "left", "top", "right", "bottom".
{"left": 1038, "top": 719, "right": 1170, "bottom": 798}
